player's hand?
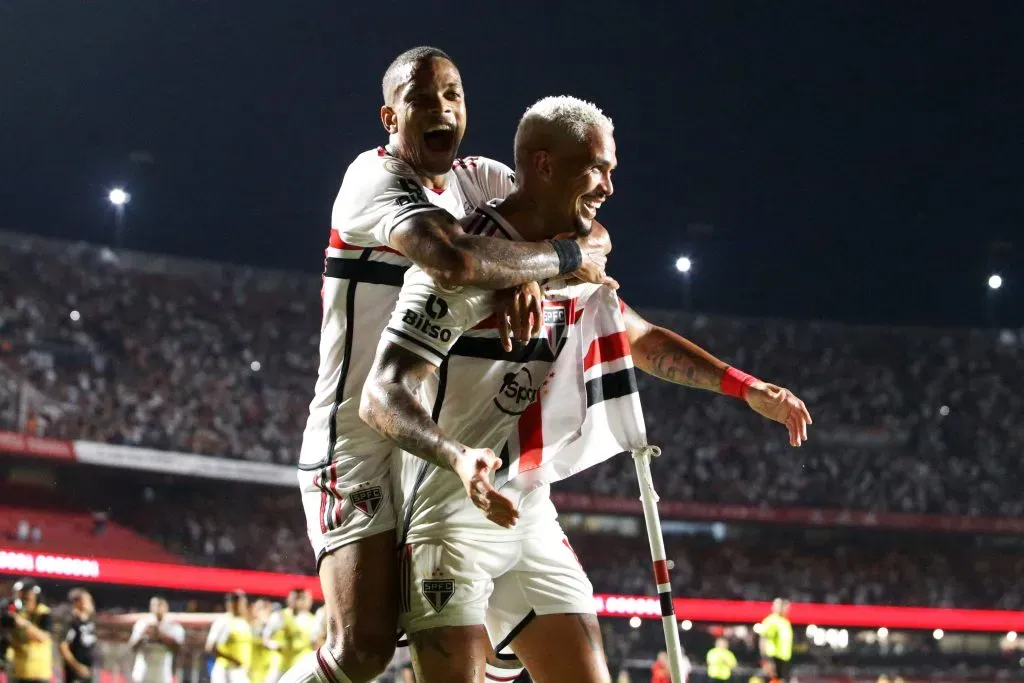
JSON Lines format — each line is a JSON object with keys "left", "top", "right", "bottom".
{"left": 76, "top": 665, "right": 91, "bottom": 679}
{"left": 762, "top": 660, "right": 776, "bottom": 677}
{"left": 572, "top": 222, "right": 619, "bottom": 290}
{"left": 745, "top": 383, "right": 812, "bottom": 447}
{"left": 451, "top": 447, "right": 520, "bottom": 528}
{"left": 494, "top": 282, "right": 543, "bottom": 351}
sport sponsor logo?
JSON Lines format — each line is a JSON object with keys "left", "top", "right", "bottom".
{"left": 401, "top": 309, "right": 453, "bottom": 342}
{"left": 493, "top": 367, "right": 540, "bottom": 416}
{"left": 422, "top": 578, "right": 456, "bottom": 613}
{"left": 349, "top": 486, "right": 384, "bottom": 518}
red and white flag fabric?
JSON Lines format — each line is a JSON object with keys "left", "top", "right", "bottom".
{"left": 496, "top": 285, "right": 650, "bottom": 492}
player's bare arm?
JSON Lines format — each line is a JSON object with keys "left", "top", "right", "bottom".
{"left": 359, "top": 341, "right": 519, "bottom": 528}
{"left": 622, "top": 303, "right": 812, "bottom": 446}
{"left": 389, "top": 210, "right": 613, "bottom": 291}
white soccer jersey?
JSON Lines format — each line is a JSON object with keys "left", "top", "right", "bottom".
{"left": 298, "top": 147, "right": 514, "bottom": 556}
{"left": 380, "top": 201, "right": 598, "bottom": 544}
{"left": 129, "top": 615, "right": 185, "bottom": 683}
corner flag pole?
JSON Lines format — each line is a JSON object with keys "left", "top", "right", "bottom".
{"left": 632, "top": 446, "right": 687, "bottom": 683}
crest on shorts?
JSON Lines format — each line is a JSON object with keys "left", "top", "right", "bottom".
{"left": 421, "top": 577, "right": 455, "bottom": 613}
{"left": 349, "top": 486, "right": 383, "bottom": 518}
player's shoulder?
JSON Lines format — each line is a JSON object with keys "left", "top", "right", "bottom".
{"left": 340, "top": 147, "right": 420, "bottom": 191}
{"left": 452, "top": 155, "right": 515, "bottom": 188}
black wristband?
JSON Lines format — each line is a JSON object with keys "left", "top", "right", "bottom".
{"left": 552, "top": 239, "right": 583, "bottom": 275}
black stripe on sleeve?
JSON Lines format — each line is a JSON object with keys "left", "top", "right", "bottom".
{"left": 384, "top": 327, "right": 447, "bottom": 366}
{"left": 325, "top": 257, "right": 407, "bottom": 287}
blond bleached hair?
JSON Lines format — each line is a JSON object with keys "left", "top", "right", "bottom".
{"left": 514, "top": 95, "right": 613, "bottom": 168}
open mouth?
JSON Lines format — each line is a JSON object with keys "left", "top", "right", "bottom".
{"left": 423, "top": 125, "right": 456, "bottom": 154}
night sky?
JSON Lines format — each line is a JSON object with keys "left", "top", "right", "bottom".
{"left": 2, "top": 1, "right": 1021, "bottom": 327}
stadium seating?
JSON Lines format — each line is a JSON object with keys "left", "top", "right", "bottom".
{"left": 3, "top": 233, "right": 1022, "bottom": 520}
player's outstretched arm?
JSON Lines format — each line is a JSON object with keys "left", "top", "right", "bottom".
{"left": 359, "top": 341, "right": 519, "bottom": 528}
{"left": 622, "top": 304, "right": 813, "bottom": 447}
{"left": 389, "top": 212, "right": 614, "bottom": 291}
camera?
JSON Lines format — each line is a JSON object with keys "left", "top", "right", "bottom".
{"left": 0, "top": 597, "right": 22, "bottom": 629}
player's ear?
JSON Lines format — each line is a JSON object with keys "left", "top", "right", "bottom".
{"left": 534, "top": 151, "right": 554, "bottom": 182}
{"left": 381, "top": 105, "right": 399, "bottom": 135}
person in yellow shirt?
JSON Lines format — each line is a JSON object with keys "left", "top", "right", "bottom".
{"left": 8, "top": 579, "right": 53, "bottom": 683}
{"left": 278, "top": 589, "right": 316, "bottom": 675}
{"left": 206, "top": 591, "right": 253, "bottom": 683}
{"left": 249, "top": 600, "right": 276, "bottom": 683}
{"left": 758, "top": 599, "right": 793, "bottom": 683}
{"left": 706, "top": 637, "right": 738, "bottom": 682}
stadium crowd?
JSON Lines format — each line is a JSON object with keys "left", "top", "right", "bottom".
{"left": 2, "top": 233, "right": 1024, "bottom": 520}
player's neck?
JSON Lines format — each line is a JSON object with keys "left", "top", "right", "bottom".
{"left": 387, "top": 141, "right": 448, "bottom": 191}
{"left": 496, "top": 191, "right": 567, "bottom": 242}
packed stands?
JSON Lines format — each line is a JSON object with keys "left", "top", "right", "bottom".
{"left": 3, "top": 232, "right": 1023, "bottom": 522}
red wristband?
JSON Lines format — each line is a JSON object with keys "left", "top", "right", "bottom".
{"left": 721, "top": 366, "right": 758, "bottom": 399}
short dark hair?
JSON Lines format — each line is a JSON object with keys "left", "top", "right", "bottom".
{"left": 382, "top": 46, "right": 454, "bottom": 104}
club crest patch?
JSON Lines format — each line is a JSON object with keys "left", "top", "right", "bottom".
{"left": 349, "top": 486, "right": 383, "bottom": 518}
{"left": 421, "top": 578, "right": 456, "bottom": 613}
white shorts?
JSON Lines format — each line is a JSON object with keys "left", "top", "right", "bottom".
{"left": 398, "top": 527, "right": 595, "bottom": 649}
{"left": 298, "top": 452, "right": 396, "bottom": 565}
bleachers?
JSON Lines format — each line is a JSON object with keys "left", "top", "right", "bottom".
{"left": 0, "top": 504, "right": 182, "bottom": 563}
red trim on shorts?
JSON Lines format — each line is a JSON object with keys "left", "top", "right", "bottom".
{"left": 318, "top": 468, "right": 329, "bottom": 534}
{"left": 563, "top": 538, "right": 583, "bottom": 568}
{"left": 316, "top": 648, "right": 340, "bottom": 683}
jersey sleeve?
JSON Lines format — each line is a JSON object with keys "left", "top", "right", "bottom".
{"left": 205, "top": 616, "right": 228, "bottom": 650}
{"left": 464, "top": 156, "right": 516, "bottom": 202}
{"left": 380, "top": 272, "right": 487, "bottom": 367}
{"left": 332, "top": 151, "right": 447, "bottom": 249}
{"left": 64, "top": 624, "right": 77, "bottom": 644}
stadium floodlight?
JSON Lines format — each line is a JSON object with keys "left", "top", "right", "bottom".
{"left": 675, "top": 256, "right": 692, "bottom": 273}
{"left": 108, "top": 188, "right": 130, "bottom": 206}
{"left": 933, "top": 629, "right": 944, "bottom": 640}
{"left": 988, "top": 274, "right": 1003, "bottom": 290}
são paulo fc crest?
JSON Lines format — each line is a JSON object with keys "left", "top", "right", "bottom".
{"left": 422, "top": 577, "right": 455, "bottom": 613}
{"left": 349, "top": 486, "right": 384, "bottom": 518}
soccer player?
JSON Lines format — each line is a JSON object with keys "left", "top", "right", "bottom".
{"left": 359, "top": 96, "right": 812, "bottom": 683}
{"left": 129, "top": 597, "right": 185, "bottom": 683}
{"left": 758, "top": 599, "right": 793, "bottom": 683}
{"left": 59, "top": 589, "right": 95, "bottom": 683}
{"left": 206, "top": 591, "right": 253, "bottom": 683}
{"left": 706, "top": 638, "right": 738, "bottom": 682}
{"left": 291, "top": 46, "right": 615, "bottom": 683}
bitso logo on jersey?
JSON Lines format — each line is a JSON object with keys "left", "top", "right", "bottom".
{"left": 348, "top": 486, "right": 383, "bottom": 518}
{"left": 422, "top": 572, "right": 455, "bottom": 613}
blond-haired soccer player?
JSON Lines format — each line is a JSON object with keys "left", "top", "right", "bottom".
{"left": 361, "top": 96, "right": 811, "bottom": 683}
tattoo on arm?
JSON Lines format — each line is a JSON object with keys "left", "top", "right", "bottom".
{"left": 574, "top": 614, "right": 601, "bottom": 654}
{"left": 391, "top": 212, "right": 563, "bottom": 290}
{"left": 623, "top": 305, "right": 727, "bottom": 391}
{"left": 359, "top": 344, "right": 463, "bottom": 471}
